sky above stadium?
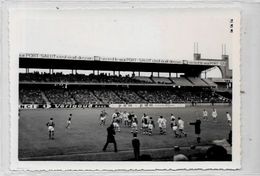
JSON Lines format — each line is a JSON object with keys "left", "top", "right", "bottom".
{"left": 11, "top": 8, "right": 239, "bottom": 77}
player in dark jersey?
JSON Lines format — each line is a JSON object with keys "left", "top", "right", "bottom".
{"left": 148, "top": 117, "right": 155, "bottom": 136}
{"left": 142, "top": 117, "right": 149, "bottom": 135}
{"left": 66, "top": 114, "right": 72, "bottom": 129}
{"left": 128, "top": 112, "right": 134, "bottom": 127}
{"left": 46, "top": 118, "right": 55, "bottom": 140}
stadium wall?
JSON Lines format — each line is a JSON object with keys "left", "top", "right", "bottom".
{"left": 109, "top": 103, "right": 186, "bottom": 108}
{"left": 19, "top": 103, "right": 230, "bottom": 109}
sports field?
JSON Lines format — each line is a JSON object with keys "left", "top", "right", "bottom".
{"left": 19, "top": 105, "right": 232, "bottom": 161}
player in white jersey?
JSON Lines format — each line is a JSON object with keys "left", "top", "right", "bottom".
{"left": 202, "top": 109, "right": 208, "bottom": 121}
{"left": 118, "top": 111, "right": 123, "bottom": 124}
{"left": 161, "top": 117, "right": 167, "bottom": 135}
{"left": 226, "top": 112, "right": 232, "bottom": 126}
{"left": 212, "top": 108, "right": 218, "bottom": 122}
{"left": 112, "top": 111, "right": 118, "bottom": 121}
{"left": 170, "top": 113, "right": 176, "bottom": 121}
{"left": 131, "top": 118, "right": 138, "bottom": 133}
{"left": 99, "top": 110, "right": 107, "bottom": 126}
{"left": 46, "top": 118, "right": 55, "bottom": 140}
{"left": 112, "top": 118, "right": 120, "bottom": 132}
{"left": 177, "top": 117, "right": 187, "bottom": 137}
{"left": 66, "top": 114, "right": 72, "bottom": 129}
{"left": 122, "top": 111, "right": 129, "bottom": 127}
{"left": 158, "top": 116, "right": 167, "bottom": 135}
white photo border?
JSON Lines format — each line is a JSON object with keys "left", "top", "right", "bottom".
{"left": 2, "top": 0, "right": 244, "bottom": 172}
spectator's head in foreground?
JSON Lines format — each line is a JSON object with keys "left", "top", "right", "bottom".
{"left": 205, "top": 145, "right": 228, "bottom": 161}
{"left": 173, "top": 154, "right": 189, "bottom": 161}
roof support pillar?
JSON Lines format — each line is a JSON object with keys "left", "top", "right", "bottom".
{"left": 169, "top": 72, "right": 171, "bottom": 77}
{"left": 176, "top": 73, "right": 178, "bottom": 77}
{"left": 138, "top": 71, "right": 140, "bottom": 77}
{"left": 158, "top": 72, "right": 160, "bottom": 77}
{"left": 113, "top": 71, "right": 115, "bottom": 76}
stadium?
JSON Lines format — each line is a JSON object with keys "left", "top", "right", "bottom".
{"left": 18, "top": 51, "right": 232, "bottom": 161}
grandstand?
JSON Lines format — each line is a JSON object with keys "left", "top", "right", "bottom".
{"left": 18, "top": 52, "right": 232, "bottom": 107}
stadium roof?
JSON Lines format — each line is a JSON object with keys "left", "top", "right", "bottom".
{"left": 19, "top": 53, "right": 226, "bottom": 74}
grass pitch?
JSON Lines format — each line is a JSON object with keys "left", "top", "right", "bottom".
{"left": 19, "top": 105, "right": 232, "bottom": 160}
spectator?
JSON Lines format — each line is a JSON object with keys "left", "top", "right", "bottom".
{"left": 205, "top": 145, "right": 228, "bottom": 161}
{"left": 173, "top": 154, "right": 189, "bottom": 161}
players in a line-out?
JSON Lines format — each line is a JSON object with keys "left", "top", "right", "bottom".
{"left": 66, "top": 114, "right": 72, "bottom": 129}
{"left": 226, "top": 112, "right": 232, "bottom": 126}
{"left": 157, "top": 116, "right": 167, "bottom": 135}
{"left": 212, "top": 108, "right": 218, "bottom": 122}
{"left": 99, "top": 110, "right": 107, "bottom": 126}
{"left": 202, "top": 109, "right": 208, "bottom": 121}
{"left": 46, "top": 118, "right": 55, "bottom": 140}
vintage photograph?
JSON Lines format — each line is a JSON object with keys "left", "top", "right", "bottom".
{"left": 9, "top": 7, "right": 240, "bottom": 169}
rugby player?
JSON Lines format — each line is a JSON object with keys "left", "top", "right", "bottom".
{"left": 177, "top": 117, "right": 187, "bottom": 137}
{"left": 66, "top": 113, "right": 72, "bottom": 129}
{"left": 226, "top": 112, "right": 232, "bottom": 126}
{"left": 202, "top": 109, "right": 208, "bottom": 121}
{"left": 46, "top": 118, "right": 55, "bottom": 140}
{"left": 99, "top": 110, "right": 107, "bottom": 126}
{"left": 212, "top": 108, "right": 218, "bottom": 122}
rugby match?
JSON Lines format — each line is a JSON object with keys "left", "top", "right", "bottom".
{"left": 18, "top": 52, "right": 232, "bottom": 161}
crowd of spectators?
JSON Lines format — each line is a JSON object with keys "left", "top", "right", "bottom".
{"left": 19, "top": 89, "right": 45, "bottom": 104}
{"left": 19, "top": 72, "right": 151, "bottom": 84}
{"left": 19, "top": 87, "right": 230, "bottom": 105}
{"left": 44, "top": 89, "right": 75, "bottom": 105}
{"left": 115, "top": 90, "right": 147, "bottom": 103}
{"left": 70, "top": 89, "right": 102, "bottom": 104}
{"left": 136, "top": 90, "right": 177, "bottom": 103}
{"left": 93, "top": 89, "right": 124, "bottom": 104}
